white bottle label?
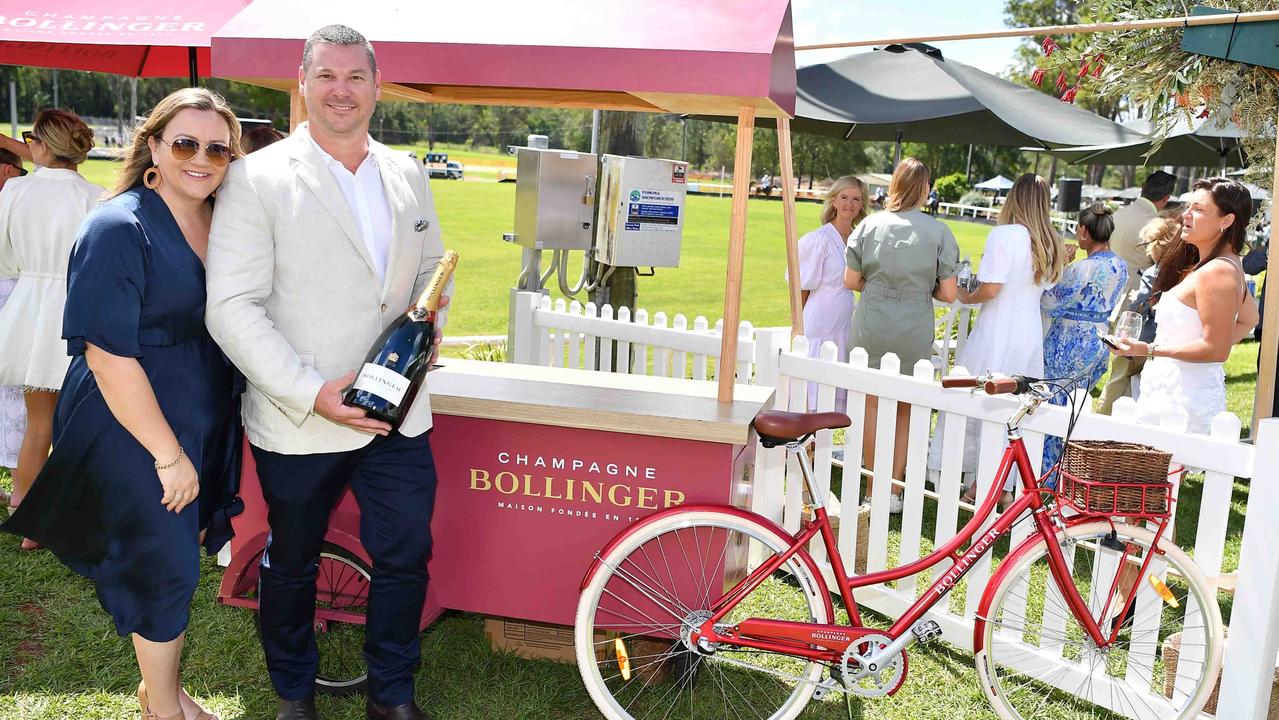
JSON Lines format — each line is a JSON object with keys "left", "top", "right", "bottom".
{"left": 353, "top": 363, "right": 410, "bottom": 405}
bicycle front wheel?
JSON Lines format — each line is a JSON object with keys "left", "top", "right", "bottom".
{"left": 575, "top": 509, "right": 832, "bottom": 720}
{"left": 976, "top": 521, "right": 1223, "bottom": 720}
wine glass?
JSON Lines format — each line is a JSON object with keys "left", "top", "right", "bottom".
{"left": 1114, "top": 311, "right": 1144, "bottom": 342}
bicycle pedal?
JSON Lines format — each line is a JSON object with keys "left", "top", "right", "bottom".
{"left": 910, "top": 620, "right": 942, "bottom": 644}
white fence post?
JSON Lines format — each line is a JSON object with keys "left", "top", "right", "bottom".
{"left": 1216, "top": 418, "right": 1279, "bottom": 719}
{"left": 508, "top": 290, "right": 540, "bottom": 365}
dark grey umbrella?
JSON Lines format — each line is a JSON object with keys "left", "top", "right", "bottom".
{"left": 1046, "top": 113, "right": 1247, "bottom": 169}
{"left": 721, "top": 44, "right": 1144, "bottom": 151}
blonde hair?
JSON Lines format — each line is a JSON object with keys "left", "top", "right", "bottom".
{"left": 998, "top": 173, "right": 1065, "bottom": 284}
{"left": 884, "top": 157, "right": 930, "bottom": 212}
{"left": 1139, "top": 216, "right": 1181, "bottom": 263}
{"left": 33, "top": 109, "right": 93, "bottom": 165}
{"left": 111, "top": 87, "right": 243, "bottom": 199}
{"left": 821, "top": 175, "right": 868, "bottom": 227}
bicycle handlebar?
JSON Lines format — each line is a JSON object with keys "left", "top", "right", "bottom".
{"left": 941, "top": 374, "right": 1034, "bottom": 395}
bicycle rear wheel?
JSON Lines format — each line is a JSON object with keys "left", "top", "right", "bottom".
{"left": 976, "top": 521, "right": 1223, "bottom": 720}
{"left": 575, "top": 509, "right": 832, "bottom": 720}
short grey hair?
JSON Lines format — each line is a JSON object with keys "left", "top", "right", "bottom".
{"left": 302, "top": 24, "right": 377, "bottom": 75}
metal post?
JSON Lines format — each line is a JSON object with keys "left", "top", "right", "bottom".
{"left": 188, "top": 46, "right": 198, "bottom": 87}
{"left": 965, "top": 144, "right": 974, "bottom": 183}
{"left": 893, "top": 129, "right": 903, "bottom": 168}
{"left": 8, "top": 81, "right": 16, "bottom": 139}
{"left": 52, "top": 71, "right": 58, "bottom": 108}
{"left": 590, "top": 109, "right": 601, "bottom": 155}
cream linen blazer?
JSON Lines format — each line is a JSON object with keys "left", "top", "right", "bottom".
{"left": 206, "top": 124, "right": 446, "bottom": 455}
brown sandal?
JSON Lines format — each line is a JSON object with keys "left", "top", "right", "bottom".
{"left": 138, "top": 682, "right": 183, "bottom": 720}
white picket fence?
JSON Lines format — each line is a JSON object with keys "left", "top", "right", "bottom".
{"left": 509, "top": 290, "right": 977, "bottom": 380}
{"left": 506, "top": 290, "right": 1279, "bottom": 718}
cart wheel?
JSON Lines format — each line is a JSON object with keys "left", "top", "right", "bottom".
{"left": 251, "top": 541, "right": 372, "bottom": 696}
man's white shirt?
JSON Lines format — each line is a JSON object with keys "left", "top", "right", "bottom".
{"left": 308, "top": 133, "right": 393, "bottom": 283}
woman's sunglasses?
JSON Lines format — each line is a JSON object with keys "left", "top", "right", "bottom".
{"left": 20, "top": 131, "right": 38, "bottom": 144}
{"left": 157, "top": 136, "right": 234, "bottom": 167}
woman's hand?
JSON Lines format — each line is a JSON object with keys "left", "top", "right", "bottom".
{"left": 1112, "top": 337, "right": 1150, "bottom": 358}
{"left": 157, "top": 453, "right": 199, "bottom": 514}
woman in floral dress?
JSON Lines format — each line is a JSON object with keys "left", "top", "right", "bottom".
{"left": 1041, "top": 203, "right": 1128, "bottom": 470}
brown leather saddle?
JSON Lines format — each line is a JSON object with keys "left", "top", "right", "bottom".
{"left": 752, "top": 410, "right": 851, "bottom": 448}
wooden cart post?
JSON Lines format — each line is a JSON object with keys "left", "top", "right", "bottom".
{"left": 778, "top": 117, "right": 803, "bottom": 339}
{"left": 1254, "top": 100, "right": 1279, "bottom": 429}
{"left": 717, "top": 106, "right": 756, "bottom": 403}
{"left": 289, "top": 88, "right": 307, "bottom": 131}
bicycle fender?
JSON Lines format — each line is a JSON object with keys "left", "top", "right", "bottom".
{"left": 971, "top": 515, "right": 1106, "bottom": 653}
{"left": 577, "top": 504, "right": 835, "bottom": 622}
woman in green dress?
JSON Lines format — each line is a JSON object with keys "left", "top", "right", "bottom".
{"left": 844, "top": 157, "right": 960, "bottom": 512}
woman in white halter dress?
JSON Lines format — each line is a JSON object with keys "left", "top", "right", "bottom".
{"left": 1112, "top": 178, "right": 1259, "bottom": 435}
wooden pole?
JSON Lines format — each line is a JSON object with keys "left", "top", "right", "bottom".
{"left": 1254, "top": 100, "right": 1279, "bottom": 430}
{"left": 717, "top": 106, "right": 756, "bottom": 404}
{"left": 289, "top": 88, "right": 307, "bottom": 132}
{"left": 795, "top": 9, "right": 1279, "bottom": 51}
{"left": 777, "top": 117, "right": 803, "bottom": 339}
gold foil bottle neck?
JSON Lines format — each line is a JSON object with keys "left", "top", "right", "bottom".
{"left": 412, "top": 250, "right": 459, "bottom": 317}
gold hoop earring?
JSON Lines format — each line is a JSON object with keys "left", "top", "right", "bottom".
{"left": 143, "top": 166, "right": 160, "bottom": 189}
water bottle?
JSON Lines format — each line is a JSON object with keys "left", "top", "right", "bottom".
{"left": 1247, "top": 277, "right": 1257, "bottom": 297}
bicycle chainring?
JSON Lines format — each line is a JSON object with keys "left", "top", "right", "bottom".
{"left": 837, "top": 632, "right": 907, "bottom": 698}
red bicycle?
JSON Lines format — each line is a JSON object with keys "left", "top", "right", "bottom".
{"left": 574, "top": 373, "right": 1223, "bottom": 720}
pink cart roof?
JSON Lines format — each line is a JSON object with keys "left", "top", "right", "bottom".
{"left": 211, "top": 0, "right": 795, "bottom": 117}
{"left": 0, "top": 0, "right": 250, "bottom": 77}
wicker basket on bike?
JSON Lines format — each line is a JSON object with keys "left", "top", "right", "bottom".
{"left": 1057, "top": 440, "right": 1175, "bottom": 517}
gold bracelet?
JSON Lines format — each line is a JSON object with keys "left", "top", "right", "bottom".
{"left": 154, "top": 446, "right": 185, "bottom": 471}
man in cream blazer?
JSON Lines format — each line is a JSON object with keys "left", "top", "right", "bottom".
{"left": 206, "top": 25, "right": 444, "bottom": 720}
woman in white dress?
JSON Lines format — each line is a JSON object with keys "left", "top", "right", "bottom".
{"left": 0, "top": 110, "right": 101, "bottom": 548}
{"left": 1113, "top": 178, "right": 1258, "bottom": 434}
{"left": 928, "top": 174, "right": 1066, "bottom": 507}
{"left": 0, "top": 277, "right": 24, "bottom": 504}
{"left": 797, "top": 175, "right": 865, "bottom": 410}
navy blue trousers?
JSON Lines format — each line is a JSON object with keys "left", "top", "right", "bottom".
{"left": 251, "top": 431, "right": 437, "bottom": 705}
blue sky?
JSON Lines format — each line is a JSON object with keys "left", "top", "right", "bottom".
{"left": 791, "top": 0, "right": 1027, "bottom": 75}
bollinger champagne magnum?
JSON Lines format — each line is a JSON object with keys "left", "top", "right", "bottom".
{"left": 343, "top": 250, "right": 459, "bottom": 428}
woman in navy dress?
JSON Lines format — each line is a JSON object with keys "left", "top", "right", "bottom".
{"left": 3, "top": 88, "right": 243, "bottom": 720}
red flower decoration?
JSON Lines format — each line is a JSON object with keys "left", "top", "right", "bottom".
{"left": 1055, "top": 72, "right": 1069, "bottom": 92}
{"left": 1078, "top": 64, "right": 1090, "bottom": 79}
{"left": 1198, "top": 108, "right": 1210, "bottom": 119}
{"left": 1031, "top": 67, "right": 1046, "bottom": 86}
{"left": 1041, "top": 37, "right": 1057, "bottom": 56}
{"left": 1063, "top": 86, "right": 1079, "bottom": 104}
{"left": 1092, "top": 62, "right": 1104, "bottom": 78}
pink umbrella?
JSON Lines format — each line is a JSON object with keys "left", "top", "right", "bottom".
{"left": 211, "top": 0, "right": 795, "bottom": 117}
{"left": 0, "top": 0, "right": 252, "bottom": 83}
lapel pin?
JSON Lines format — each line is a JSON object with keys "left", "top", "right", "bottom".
{"left": 414, "top": 219, "right": 430, "bottom": 232}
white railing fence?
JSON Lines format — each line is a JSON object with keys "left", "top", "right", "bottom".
{"left": 509, "top": 290, "right": 975, "bottom": 382}
{"left": 507, "top": 289, "right": 1279, "bottom": 718}
{"left": 509, "top": 290, "right": 788, "bottom": 385}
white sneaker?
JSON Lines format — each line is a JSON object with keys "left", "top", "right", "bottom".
{"left": 888, "top": 494, "right": 904, "bottom": 514}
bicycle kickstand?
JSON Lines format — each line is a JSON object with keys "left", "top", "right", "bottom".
{"left": 844, "top": 689, "right": 855, "bottom": 720}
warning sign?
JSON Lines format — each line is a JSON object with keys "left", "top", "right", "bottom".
{"left": 624, "top": 189, "right": 681, "bottom": 233}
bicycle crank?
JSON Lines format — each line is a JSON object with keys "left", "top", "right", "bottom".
{"left": 836, "top": 632, "right": 908, "bottom": 698}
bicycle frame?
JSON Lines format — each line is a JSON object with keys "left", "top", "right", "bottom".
{"left": 695, "top": 423, "right": 1156, "bottom": 665}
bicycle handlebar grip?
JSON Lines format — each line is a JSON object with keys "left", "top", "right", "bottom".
{"left": 984, "top": 377, "right": 1022, "bottom": 394}
{"left": 941, "top": 376, "right": 979, "bottom": 388}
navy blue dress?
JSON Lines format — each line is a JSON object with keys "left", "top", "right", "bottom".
{"left": 2, "top": 187, "right": 243, "bottom": 642}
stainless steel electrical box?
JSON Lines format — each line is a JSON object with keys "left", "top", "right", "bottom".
{"left": 511, "top": 147, "right": 597, "bottom": 251}
{"left": 595, "top": 154, "right": 688, "bottom": 267}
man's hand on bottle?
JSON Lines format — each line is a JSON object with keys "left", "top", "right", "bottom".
{"left": 314, "top": 372, "right": 393, "bottom": 436}
{"left": 429, "top": 295, "right": 450, "bottom": 367}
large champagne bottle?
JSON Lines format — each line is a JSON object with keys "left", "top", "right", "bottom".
{"left": 343, "top": 250, "right": 459, "bottom": 428}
